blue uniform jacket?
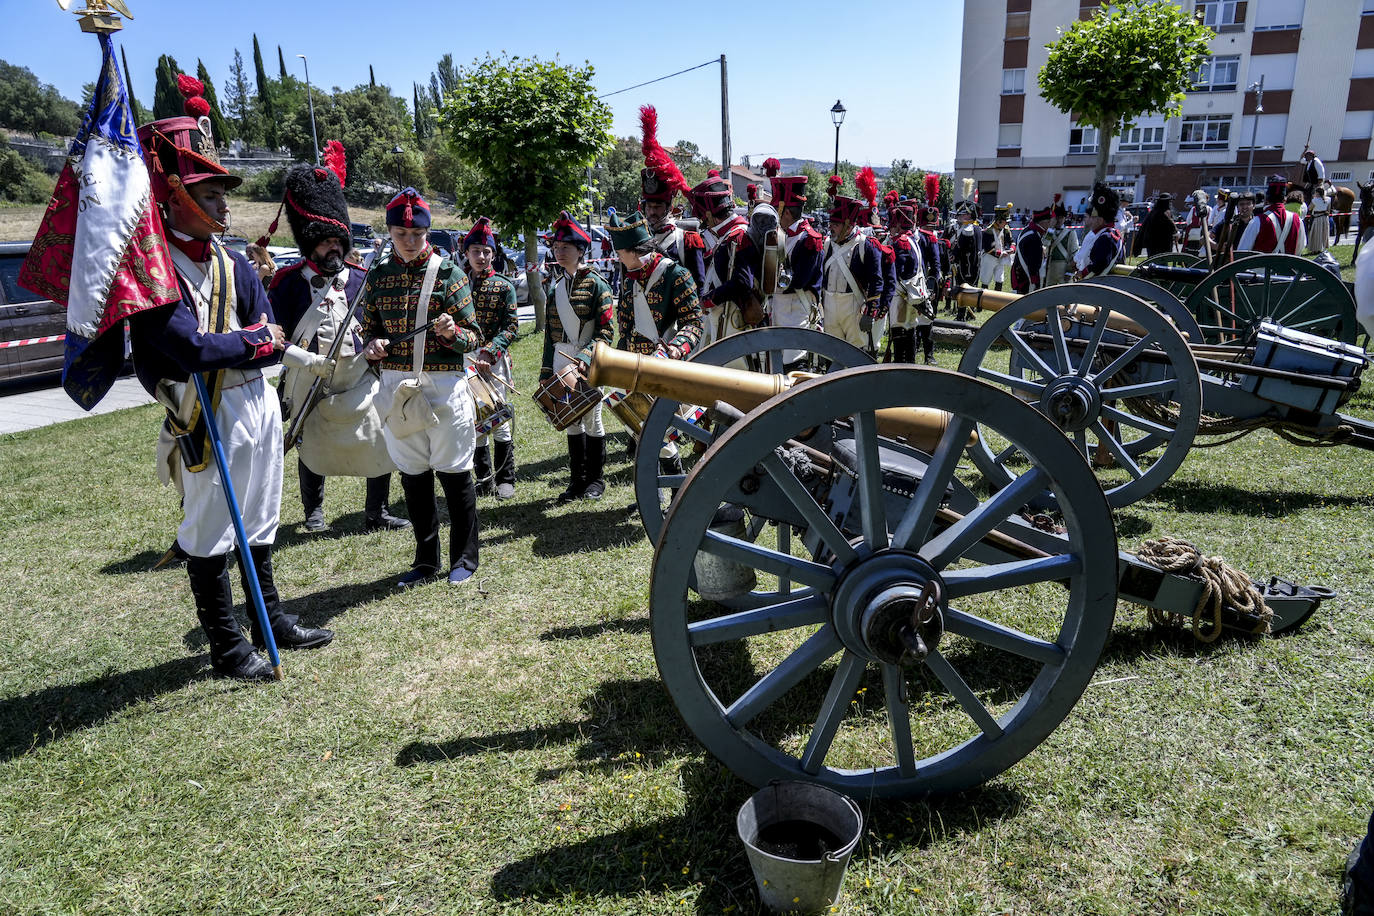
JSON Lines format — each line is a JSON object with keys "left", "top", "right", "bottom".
{"left": 824, "top": 235, "right": 889, "bottom": 320}
{"left": 268, "top": 261, "right": 367, "bottom": 350}
{"left": 783, "top": 224, "right": 824, "bottom": 297}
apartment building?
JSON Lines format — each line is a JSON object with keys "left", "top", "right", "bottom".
{"left": 954, "top": 0, "right": 1374, "bottom": 212}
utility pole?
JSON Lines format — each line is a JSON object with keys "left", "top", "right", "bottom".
{"left": 720, "top": 54, "right": 731, "bottom": 186}
{"left": 297, "top": 53, "right": 319, "bottom": 165}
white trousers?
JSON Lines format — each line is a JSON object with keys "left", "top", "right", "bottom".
{"left": 380, "top": 369, "right": 476, "bottom": 475}
{"left": 770, "top": 290, "right": 819, "bottom": 364}
{"left": 823, "top": 291, "right": 868, "bottom": 350}
{"left": 980, "top": 252, "right": 1011, "bottom": 285}
{"left": 464, "top": 351, "right": 514, "bottom": 445}
{"left": 179, "top": 377, "right": 282, "bottom": 558}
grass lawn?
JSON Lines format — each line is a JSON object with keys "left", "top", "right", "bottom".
{"left": 2, "top": 327, "right": 1374, "bottom": 915}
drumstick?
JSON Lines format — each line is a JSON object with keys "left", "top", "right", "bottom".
{"left": 388, "top": 318, "right": 439, "bottom": 346}
{"left": 484, "top": 373, "right": 525, "bottom": 397}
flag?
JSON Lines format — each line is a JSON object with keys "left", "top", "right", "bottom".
{"left": 19, "top": 32, "right": 178, "bottom": 410}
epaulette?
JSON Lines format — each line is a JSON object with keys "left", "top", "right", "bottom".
{"left": 683, "top": 230, "right": 706, "bottom": 250}
{"left": 876, "top": 241, "right": 895, "bottom": 257}
{"left": 268, "top": 259, "right": 306, "bottom": 291}
{"left": 802, "top": 225, "right": 824, "bottom": 246}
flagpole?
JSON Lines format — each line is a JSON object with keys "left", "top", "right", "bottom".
{"left": 192, "top": 372, "right": 283, "bottom": 679}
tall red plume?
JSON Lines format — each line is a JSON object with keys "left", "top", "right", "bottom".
{"left": 827, "top": 175, "right": 843, "bottom": 198}
{"left": 323, "top": 140, "right": 347, "bottom": 187}
{"left": 762, "top": 157, "right": 781, "bottom": 177}
{"left": 747, "top": 183, "right": 759, "bottom": 203}
{"left": 638, "top": 104, "right": 690, "bottom": 195}
{"left": 924, "top": 173, "right": 941, "bottom": 207}
{"left": 1053, "top": 192, "right": 1062, "bottom": 203}
{"left": 856, "top": 167, "right": 878, "bottom": 209}
{"left": 176, "top": 74, "right": 205, "bottom": 99}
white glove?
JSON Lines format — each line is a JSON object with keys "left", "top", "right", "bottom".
{"left": 282, "top": 344, "right": 336, "bottom": 378}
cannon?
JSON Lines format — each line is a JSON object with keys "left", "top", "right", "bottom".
{"left": 956, "top": 282, "right": 1373, "bottom": 509}
{"left": 586, "top": 336, "right": 1330, "bottom": 798}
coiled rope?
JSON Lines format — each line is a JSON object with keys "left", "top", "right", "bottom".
{"left": 1136, "top": 536, "right": 1273, "bottom": 642}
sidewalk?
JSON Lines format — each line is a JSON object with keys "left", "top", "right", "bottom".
{"left": 0, "top": 374, "right": 154, "bottom": 435}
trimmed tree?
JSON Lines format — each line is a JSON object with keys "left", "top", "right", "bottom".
{"left": 152, "top": 54, "right": 184, "bottom": 120}
{"left": 438, "top": 55, "right": 612, "bottom": 330}
{"left": 252, "top": 35, "right": 277, "bottom": 149}
{"left": 1039, "top": 0, "right": 1213, "bottom": 184}
{"left": 195, "top": 60, "right": 230, "bottom": 145}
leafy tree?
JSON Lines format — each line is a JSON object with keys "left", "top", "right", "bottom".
{"left": 0, "top": 146, "right": 56, "bottom": 203}
{"left": 224, "top": 49, "right": 258, "bottom": 146}
{"left": 1040, "top": 0, "right": 1213, "bottom": 183}
{"left": 252, "top": 35, "right": 277, "bottom": 148}
{"left": 196, "top": 60, "right": 230, "bottom": 145}
{"left": 281, "top": 82, "right": 418, "bottom": 201}
{"left": 438, "top": 54, "right": 613, "bottom": 329}
{"left": 669, "top": 138, "right": 716, "bottom": 191}
{"left": 119, "top": 45, "right": 147, "bottom": 125}
{"left": 434, "top": 54, "right": 458, "bottom": 100}
{"left": 412, "top": 82, "right": 434, "bottom": 142}
{"left": 0, "top": 60, "right": 80, "bottom": 136}
{"left": 152, "top": 54, "right": 185, "bottom": 120}
{"left": 882, "top": 159, "right": 923, "bottom": 200}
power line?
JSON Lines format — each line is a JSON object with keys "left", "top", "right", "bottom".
{"left": 598, "top": 59, "right": 719, "bottom": 100}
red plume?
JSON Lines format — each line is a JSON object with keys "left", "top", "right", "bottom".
{"left": 924, "top": 173, "right": 941, "bottom": 207}
{"left": 826, "top": 175, "right": 843, "bottom": 198}
{"left": 855, "top": 167, "right": 878, "bottom": 209}
{"left": 176, "top": 74, "right": 205, "bottom": 99}
{"left": 638, "top": 104, "right": 690, "bottom": 195}
{"left": 883, "top": 189, "right": 899, "bottom": 208}
{"left": 747, "top": 183, "right": 759, "bottom": 203}
{"left": 1053, "top": 192, "right": 1062, "bottom": 203}
{"left": 708, "top": 169, "right": 720, "bottom": 178}
{"left": 323, "top": 140, "right": 347, "bottom": 187}
{"left": 184, "top": 96, "right": 211, "bottom": 118}
{"left": 762, "top": 157, "right": 781, "bottom": 177}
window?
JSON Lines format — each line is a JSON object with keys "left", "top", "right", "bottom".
{"left": 1006, "top": 11, "right": 1029, "bottom": 38}
{"left": 1179, "top": 114, "right": 1232, "bottom": 150}
{"left": 1333, "top": 171, "right": 1353, "bottom": 181}
{"left": 1253, "top": 0, "right": 1303, "bottom": 30}
{"left": 1192, "top": 55, "right": 1241, "bottom": 91}
{"left": 998, "top": 124, "right": 1023, "bottom": 148}
{"left": 1118, "top": 119, "right": 1166, "bottom": 151}
{"left": 1238, "top": 112, "right": 1289, "bottom": 148}
{"left": 1343, "top": 110, "right": 1374, "bottom": 141}
{"left": 1196, "top": 0, "right": 1243, "bottom": 28}
{"left": 1364, "top": 0, "right": 1374, "bottom": 14}
{"left": 1068, "top": 123, "right": 1099, "bottom": 154}
{"left": 1248, "top": 53, "right": 1297, "bottom": 90}
{"left": 1002, "top": 69, "right": 1026, "bottom": 95}
{"left": 1355, "top": 50, "right": 1374, "bottom": 79}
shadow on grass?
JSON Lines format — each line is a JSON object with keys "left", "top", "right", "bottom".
{"left": 0, "top": 655, "right": 212, "bottom": 762}
{"left": 538, "top": 617, "right": 651, "bottom": 641}
{"left": 486, "top": 760, "right": 1026, "bottom": 912}
{"left": 1152, "top": 479, "right": 1374, "bottom": 516}
{"left": 180, "top": 573, "right": 401, "bottom": 650}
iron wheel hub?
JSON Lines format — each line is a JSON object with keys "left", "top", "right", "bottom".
{"left": 832, "top": 551, "right": 947, "bottom": 665}
{"left": 1039, "top": 376, "right": 1101, "bottom": 433}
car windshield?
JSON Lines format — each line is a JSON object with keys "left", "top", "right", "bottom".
{"left": 0, "top": 256, "right": 41, "bottom": 303}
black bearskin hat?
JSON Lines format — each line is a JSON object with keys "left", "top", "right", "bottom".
{"left": 1087, "top": 182, "right": 1119, "bottom": 221}
{"left": 283, "top": 164, "right": 352, "bottom": 259}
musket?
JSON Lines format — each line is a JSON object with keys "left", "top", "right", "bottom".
{"left": 284, "top": 241, "right": 391, "bottom": 453}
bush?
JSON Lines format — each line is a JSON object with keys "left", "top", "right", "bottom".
{"left": 0, "top": 147, "right": 55, "bottom": 204}
{"left": 236, "top": 166, "right": 286, "bottom": 201}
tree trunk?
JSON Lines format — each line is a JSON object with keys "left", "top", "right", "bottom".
{"left": 526, "top": 229, "right": 545, "bottom": 332}
{"left": 1094, "top": 125, "right": 1114, "bottom": 186}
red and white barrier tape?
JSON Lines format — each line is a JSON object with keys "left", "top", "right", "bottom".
{"left": 0, "top": 334, "right": 64, "bottom": 349}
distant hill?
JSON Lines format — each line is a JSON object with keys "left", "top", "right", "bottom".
{"left": 743, "top": 157, "right": 948, "bottom": 176}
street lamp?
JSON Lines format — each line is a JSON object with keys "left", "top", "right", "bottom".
{"left": 297, "top": 53, "right": 319, "bottom": 166}
{"left": 1244, "top": 74, "right": 1265, "bottom": 194}
{"left": 391, "top": 145, "right": 404, "bottom": 190}
{"left": 830, "top": 100, "right": 847, "bottom": 177}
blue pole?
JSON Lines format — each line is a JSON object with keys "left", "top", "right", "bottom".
{"left": 191, "top": 372, "right": 283, "bottom": 679}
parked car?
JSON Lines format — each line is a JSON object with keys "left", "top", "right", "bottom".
{"left": 0, "top": 241, "right": 67, "bottom": 382}
{"left": 427, "top": 228, "right": 462, "bottom": 257}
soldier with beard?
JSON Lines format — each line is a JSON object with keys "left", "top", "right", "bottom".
{"left": 638, "top": 106, "right": 707, "bottom": 289}
{"left": 764, "top": 159, "right": 823, "bottom": 369}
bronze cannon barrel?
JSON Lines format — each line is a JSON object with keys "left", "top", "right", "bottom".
{"left": 585, "top": 342, "right": 973, "bottom": 453}
{"left": 954, "top": 284, "right": 1155, "bottom": 337}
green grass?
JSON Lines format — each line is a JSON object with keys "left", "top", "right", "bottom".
{"left": 2, "top": 329, "right": 1374, "bottom": 915}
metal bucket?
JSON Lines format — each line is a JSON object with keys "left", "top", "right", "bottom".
{"left": 736, "top": 781, "right": 864, "bottom": 915}
{"left": 692, "top": 505, "right": 757, "bottom": 601}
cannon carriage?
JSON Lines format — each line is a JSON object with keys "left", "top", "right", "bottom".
{"left": 956, "top": 279, "right": 1373, "bottom": 510}
{"left": 586, "top": 329, "right": 1329, "bottom": 799}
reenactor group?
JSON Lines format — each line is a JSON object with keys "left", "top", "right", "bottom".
{"left": 124, "top": 81, "right": 1143, "bottom": 683}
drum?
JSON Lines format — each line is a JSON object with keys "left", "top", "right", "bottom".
{"left": 466, "top": 368, "right": 513, "bottom": 436}
{"left": 533, "top": 373, "right": 603, "bottom": 431}
{"left": 604, "top": 388, "right": 656, "bottom": 437}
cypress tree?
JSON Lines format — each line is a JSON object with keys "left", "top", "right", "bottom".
{"left": 369, "top": 65, "right": 376, "bottom": 88}
{"left": 119, "top": 44, "right": 146, "bottom": 123}
{"left": 195, "top": 60, "right": 230, "bottom": 144}
{"left": 278, "top": 46, "right": 288, "bottom": 82}
{"left": 152, "top": 54, "right": 184, "bottom": 120}
{"left": 252, "top": 35, "right": 277, "bottom": 148}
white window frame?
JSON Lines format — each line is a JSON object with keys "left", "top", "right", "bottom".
{"left": 1001, "top": 68, "right": 1026, "bottom": 95}
{"left": 1253, "top": 0, "right": 1304, "bottom": 30}
{"left": 1179, "top": 114, "right": 1233, "bottom": 151}
{"left": 1333, "top": 171, "right": 1353, "bottom": 182}
{"left": 1196, "top": 0, "right": 1243, "bottom": 28}
{"left": 1118, "top": 120, "right": 1166, "bottom": 152}
{"left": 1192, "top": 55, "right": 1241, "bottom": 92}
{"left": 998, "top": 123, "right": 1023, "bottom": 149}
{"left": 1068, "top": 123, "right": 1099, "bottom": 155}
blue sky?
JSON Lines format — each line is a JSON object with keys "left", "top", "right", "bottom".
{"left": 3, "top": 0, "right": 962, "bottom": 171}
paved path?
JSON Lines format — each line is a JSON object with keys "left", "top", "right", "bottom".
{"left": 0, "top": 373, "right": 154, "bottom": 435}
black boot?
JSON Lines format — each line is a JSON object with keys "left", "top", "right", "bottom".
{"left": 917, "top": 325, "right": 935, "bottom": 364}
{"left": 437, "top": 469, "right": 480, "bottom": 585}
{"left": 187, "top": 554, "right": 265, "bottom": 679}
{"left": 890, "top": 327, "right": 915, "bottom": 364}
{"left": 580, "top": 435, "right": 606, "bottom": 500}
{"left": 364, "top": 474, "right": 411, "bottom": 531}
{"left": 556, "top": 433, "right": 587, "bottom": 505}
{"left": 398, "top": 470, "right": 441, "bottom": 587}
{"left": 994, "top": 281, "right": 1004, "bottom": 292}
{"left": 492, "top": 439, "right": 516, "bottom": 500}
{"left": 237, "top": 545, "right": 333, "bottom": 651}
{"left": 299, "top": 460, "right": 328, "bottom": 532}
{"left": 472, "top": 443, "right": 494, "bottom": 497}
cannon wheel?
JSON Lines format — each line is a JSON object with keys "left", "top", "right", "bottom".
{"left": 1091, "top": 274, "right": 1205, "bottom": 342}
{"left": 958, "top": 284, "right": 1203, "bottom": 509}
{"left": 1135, "top": 251, "right": 1206, "bottom": 301}
{"left": 635, "top": 328, "right": 871, "bottom": 609}
{"left": 1186, "top": 253, "right": 1360, "bottom": 345}
{"left": 651, "top": 366, "right": 1118, "bottom": 797}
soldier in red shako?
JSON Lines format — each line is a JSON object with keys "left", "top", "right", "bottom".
{"left": 821, "top": 172, "right": 888, "bottom": 351}
{"left": 638, "top": 106, "right": 707, "bottom": 289}
{"left": 688, "top": 170, "right": 753, "bottom": 347}
{"left": 131, "top": 77, "right": 333, "bottom": 681}
{"left": 886, "top": 200, "right": 935, "bottom": 364}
